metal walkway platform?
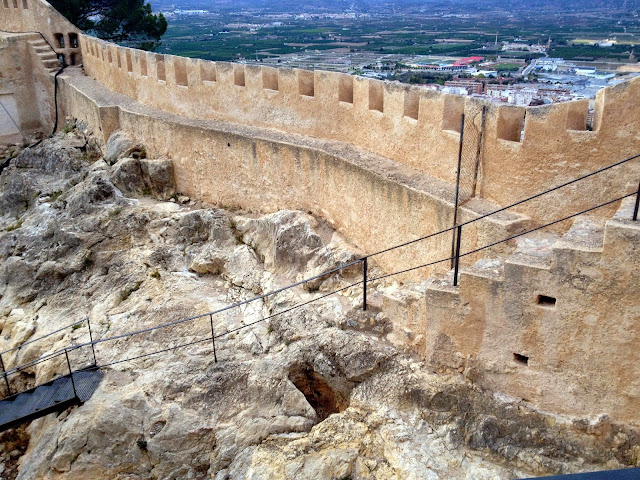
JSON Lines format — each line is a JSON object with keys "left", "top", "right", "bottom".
{"left": 0, "top": 368, "right": 103, "bottom": 432}
{"left": 522, "top": 468, "right": 640, "bottom": 479}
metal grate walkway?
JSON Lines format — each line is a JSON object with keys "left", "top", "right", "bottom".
{"left": 0, "top": 368, "right": 103, "bottom": 432}
{"left": 522, "top": 468, "right": 640, "bottom": 479}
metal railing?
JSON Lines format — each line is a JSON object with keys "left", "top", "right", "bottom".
{"left": 0, "top": 317, "right": 96, "bottom": 399}
{"left": 1, "top": 152, "right": 639, "bottom": 402}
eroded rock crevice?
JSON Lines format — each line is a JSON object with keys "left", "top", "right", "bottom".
{"left": 288, "top": 363, "right": 351, "bottom": 423}
{"left": 0, "top": 128, "right": 637, "bottom": 480}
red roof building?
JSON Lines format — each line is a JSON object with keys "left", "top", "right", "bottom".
{"left": 453, "top": 56, "right": 485, "bottom": 66}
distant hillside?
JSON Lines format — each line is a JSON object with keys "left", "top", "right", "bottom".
{"left": 150, "top": 0, "right": 640, "bottom": 14}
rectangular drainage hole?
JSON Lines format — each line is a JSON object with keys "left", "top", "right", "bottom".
{"left": 537, "top": 295, "right": 556, "bottom": 307}
{"left": 513, "top": 353, "right": 529, "bottom": 366}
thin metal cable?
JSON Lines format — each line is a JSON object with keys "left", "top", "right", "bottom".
{"left": 0, "top": 318, "right": 87, "bottom": 356}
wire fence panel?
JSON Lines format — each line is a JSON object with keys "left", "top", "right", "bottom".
{"left": 457, "top": 106, "right": 486, "bottom": 204}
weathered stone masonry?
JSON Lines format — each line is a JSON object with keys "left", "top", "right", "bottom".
{"left": 1, "top": 1, "right": 640, "bottom": 427}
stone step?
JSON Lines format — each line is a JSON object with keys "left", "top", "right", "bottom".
{"left": 37, "top": 52, "right": 58, "bottom": 61}
{"left": 424, "top": 269, "right": 461, "bottom": 295}
{"left": 553, "top": 216, "right": 605, "bottom": 254}
{"left": 611, "top": 195, "right": 638, "bottom": 222}
{"left": 507, "top": 231, "right": 560, "bottom": 270}
{"left": 28, "top": 41, "right": 49, "bottom": 50}
{"left": 42, "top": 59, "right": 61, "bottom": 68}
{"left": 464, "top": 256, "right": 505, "bottom": 281}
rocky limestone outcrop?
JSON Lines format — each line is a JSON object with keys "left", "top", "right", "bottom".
{"left": 0, "top": 129, "right": 637, "bottom": 479}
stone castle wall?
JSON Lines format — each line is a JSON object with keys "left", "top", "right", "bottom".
{"left": 59, "top": 69, "right": 528, "bottom": 279}
{"left": 3, "top": 3, "right": 640, "bottom": 427}
{"left": 420, "top": 202, "right": 640, "bottom": 425}
{"left": 0, "top": 31, "right": 58, "bottom": 143}
{"left": 79, "top": 34, "right": 640, "bottom": 226}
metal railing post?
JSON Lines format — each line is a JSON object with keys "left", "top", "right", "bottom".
{"left": 453, "top": 226, "right": 462, "bottom": 287}
{"left": 451, "top": 113, "right": 465, "bottom": 268}
{"left": 64, "top": 348, "right": 78, "bottom": 399}
{"left": 633, "top": 178, "right": 640, "bottom": 221}
{"left": 362, "top": 257, "right": 368, "bottom": 311}
{"left": 87, "top": 318, "right": 97, "bottom": 367}
{"left": 0, "top": 354, "right": 11, "bottom": 397}
{"left": 209, "top": 314, "right": 217, "bottom": 363}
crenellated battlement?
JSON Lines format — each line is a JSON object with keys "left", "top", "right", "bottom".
{"left": 78, "top": 34, "right": 640, "bottom": 224}
{"left": 3, "top": 1, "right": 640, "bottom": 430}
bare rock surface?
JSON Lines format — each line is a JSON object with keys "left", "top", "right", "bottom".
{"left": 0, "top": 131, "right": 636, "bottom": 479}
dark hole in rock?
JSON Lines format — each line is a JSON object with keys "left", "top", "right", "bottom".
{"left": 513, "top": 353, "right": 529, "bottom": 366}
{"left": 537, "top": 294, "right": 556, "bottom": 307}
{"left": 288, "top": 364, "right": 349, "bottom": 422}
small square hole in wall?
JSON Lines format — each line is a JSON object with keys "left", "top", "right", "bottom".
{"left": 537, "top": 295, "right": 556, "bottom": 307}
{"left": 513, "top": 353, "right": 529, "bottom": 366}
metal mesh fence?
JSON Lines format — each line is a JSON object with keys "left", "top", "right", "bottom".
{"left": 457, "top": 106, "right": 486, "bottom": 204}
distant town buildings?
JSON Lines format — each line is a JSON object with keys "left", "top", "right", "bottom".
{"left": 502, "top": 42, "right": 548, "bottom": 53}
{"left": 406, "top": 56, "right": 484, "bottom": 72}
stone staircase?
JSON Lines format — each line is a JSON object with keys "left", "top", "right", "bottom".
{"left": 424, "top": 200, "right": 625, "bottom": 296}
{"left": 27, "top": 37, "right": 61, "bottom": 73}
